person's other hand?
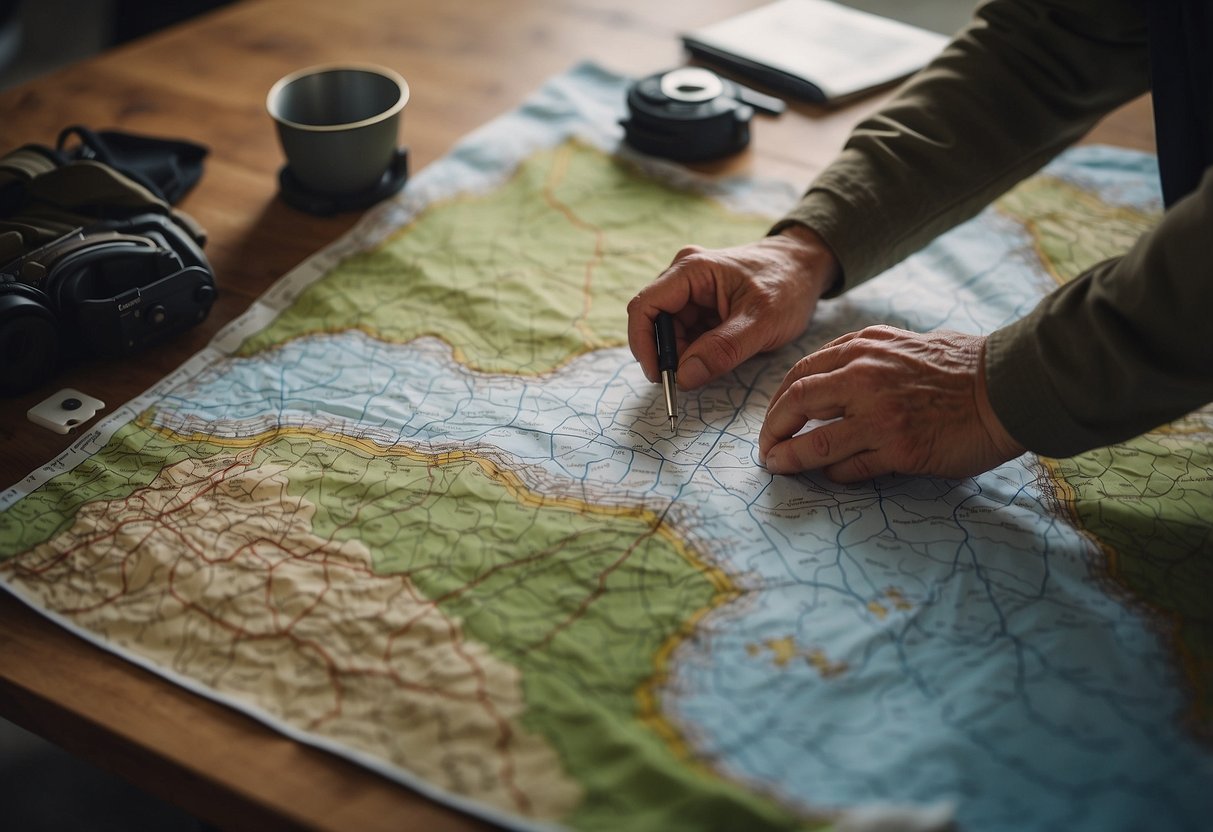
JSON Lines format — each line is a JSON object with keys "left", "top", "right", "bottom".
{"left": 758, "top": 326, "right": 1026, "bottom": 481}
{"left": 627, "top": 225, "right": 840, "bottom": 389}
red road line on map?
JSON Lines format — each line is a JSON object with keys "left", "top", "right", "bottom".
{"left": 525, "top": 520, "right": 662, "bottom": 654}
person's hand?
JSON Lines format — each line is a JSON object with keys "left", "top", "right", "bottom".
{"left": 758, "top": 326, "right": 1026, "bottom": 481}
{"left": 627, "top": 225, "right": 840, "bottom": 389}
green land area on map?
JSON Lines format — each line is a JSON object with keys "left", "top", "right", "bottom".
{"left": 237, "top": 140, "right": 773, "bottom": 373}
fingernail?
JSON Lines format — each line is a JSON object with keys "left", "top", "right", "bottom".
{"left": 679, "top": 356, "right": 709, "bottom": 389}
{"left": 764, "top": 450, "right": 790, "bottom": 474}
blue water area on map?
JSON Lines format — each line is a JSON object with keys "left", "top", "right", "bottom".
{"left": 148, "top": 145, "right": 1213, "bottom": 831}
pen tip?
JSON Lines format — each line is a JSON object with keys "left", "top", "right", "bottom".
{"left": 669, "top": 416, "right": 676, "bottom": 433}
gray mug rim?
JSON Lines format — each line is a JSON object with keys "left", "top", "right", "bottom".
{"left": 266, "top": 63, "right": 410, "bottom": 133}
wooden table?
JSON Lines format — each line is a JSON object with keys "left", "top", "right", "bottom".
{"left": 0, "top": 1, "right": 1155, "bottom": 829}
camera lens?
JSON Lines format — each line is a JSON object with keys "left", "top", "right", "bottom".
{"left": 61, "top": 397, "right": 82, "bottom": 410}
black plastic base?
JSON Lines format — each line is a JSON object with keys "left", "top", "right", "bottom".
{"left": 277, "top": 147, "right": 409, "bottom": 215}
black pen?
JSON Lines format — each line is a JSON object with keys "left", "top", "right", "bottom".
{"left": 655, "top": 311, "right": 678, "bottom": 432}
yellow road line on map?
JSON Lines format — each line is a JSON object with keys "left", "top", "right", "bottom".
{"left": 636, "top": 545, "right": 740, "bottom": 762}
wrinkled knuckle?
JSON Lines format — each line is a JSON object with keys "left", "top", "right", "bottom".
{"left": 809, "top": 427, "right": 832, "bottom": 458}
{"left": 864, "top": 324, "right": 899, "bottom": 339}
{"left": 784, "top": 376, "right": 810, "bottom": 403}
{"left": 789, "top": 355, "right": 816, "bottom": 379}
{"left": 838, "top": 339, "right": 875, "bottom": 365}
{"left": 848, "top": 453, "right": 875, "bottom": 480}
{"left": 625, "top": 295, "right": 645, "bottom": 317}
{"left": 674, "top": 244, "right": 705, "bottom": 262}
{"left": 849, "top": 358, "right": 885, "bottom": 388}
{"left": 703, "top": 330, "right": 744, "bottom": 370}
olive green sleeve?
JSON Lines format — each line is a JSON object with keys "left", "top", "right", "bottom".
{"left": 773, "top": 0, "right": 1149, "bottom": 294}
{"left": 985, "top": 167, "right": 1213, "bottom": 457}
{"left": 766, "top": 0, "right": 1207, "bottom": 457}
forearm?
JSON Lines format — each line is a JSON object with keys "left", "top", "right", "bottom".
{"left": 776, "top": 0, "right": 1149, "bottom": 293}
{"left": 986, "top": 167, "right": 1213, "bottom": 457}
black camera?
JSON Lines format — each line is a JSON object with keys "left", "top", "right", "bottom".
{"left": 621, "top": 67, "right": 785, "bottom": 163}
{"left": 0, "top": 212, "right": 217, "bottom": 396}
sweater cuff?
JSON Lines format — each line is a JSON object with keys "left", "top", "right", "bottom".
{"left": 769, "top": 187, "right": 886, "bottom": 298}
{"left": 985, "top": 310, "right": 1085, "bottom": 459}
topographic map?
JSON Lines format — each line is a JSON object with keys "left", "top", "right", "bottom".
{"left": 1, "top": 64, "right": 1210, "bottom": 831}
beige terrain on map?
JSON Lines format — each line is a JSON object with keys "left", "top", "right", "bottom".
{"left": 3, "top": 452, "right": 582, "bottom": 819}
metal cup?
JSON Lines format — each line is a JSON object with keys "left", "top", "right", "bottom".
{"left": 266, "top": 64, "right": 409, "bottom": 196}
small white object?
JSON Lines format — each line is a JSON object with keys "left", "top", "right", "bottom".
{"left": 27, "top": 388, "right": 106, "bottom": 434}
{"left": 659, "top": 67, "right": 725, "bottom": 103}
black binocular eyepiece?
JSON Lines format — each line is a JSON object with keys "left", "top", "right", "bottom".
{"left": 0, "top": 213, "right": 216, "bottom": 396}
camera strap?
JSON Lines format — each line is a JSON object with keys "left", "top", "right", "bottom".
{"left": 56, "top": 125, "right": 208, "bottom": 206}
{"left": 0, "top": 128, "right": 208, "bottom": 265}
